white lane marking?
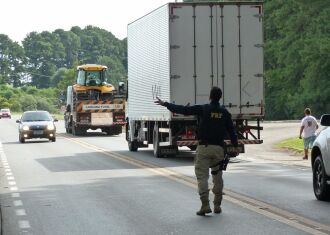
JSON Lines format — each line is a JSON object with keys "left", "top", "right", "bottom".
{"left": 19, "top": 220, "right": 31, "bottom": 229}
{"left": 13, "top": 200, "right": 23, "bottom": 207}
{"left": 12, "top": 193, "right": 20, "bottom": 198}
{"left": 65, "top": 137, "right": 330, "bottom": 235}
{"left": 1, "top": 141, "right": 32, "bottom": 233}
{"left": 16, "top": 209, "right": 27, "bottom": 216}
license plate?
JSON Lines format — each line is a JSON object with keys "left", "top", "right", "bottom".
{"left": 33, "top": 130, "right": 43, "bottom": 135}
{"left": 181, "top": 135, "right": 196, "bottom": 140}
{"left": 225, "top": 145, "right": 244, "bottom": 153}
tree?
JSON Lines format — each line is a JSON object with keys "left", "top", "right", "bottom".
{"left": 53, "top": 29, "right": 81, "bottom": 67}
{"left": 23, "top": 31, "right": 66, "bottom": 88}
{"left": 264, "top": 0, "right": 330, "bottom": 119}
{"left": 0, "top": 34, "right": 26, "bottom": 87}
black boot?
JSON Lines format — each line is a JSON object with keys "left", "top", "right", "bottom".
{"left": 213, "top": 195, "right": 222, "bottom": 214}
{"left": 196, "top": 197, "right": 212, "bottom": 216}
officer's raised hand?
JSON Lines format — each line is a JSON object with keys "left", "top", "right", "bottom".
{"left": 154, "top": 97, "right": 165, "bottom": 106}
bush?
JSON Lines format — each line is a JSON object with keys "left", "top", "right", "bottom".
{"left": 19, "top": 94, "right": 37, "bottom": 111}
{"left": 10, "top": 100, "right": 22, "bottom": 112}
{"left": 36, "top": 97, "right": 57, "bottom": 113}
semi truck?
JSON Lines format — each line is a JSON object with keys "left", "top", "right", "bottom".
{"left": 126, "top": 1, "right": 264, "bottom": 157}
{"left": 64, "top": 64, "right": 126, "bottom": 136}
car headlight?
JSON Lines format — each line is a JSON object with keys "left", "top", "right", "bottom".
{"left": 22, "top": 125, "right": 29, "bottom": 131}
{"left": 47, "top": 123, "right": 55, "bottom": 130}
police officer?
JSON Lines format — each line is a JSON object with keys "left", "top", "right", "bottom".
{"left": 155, "top": 86, "right": 238, "bottom": 216}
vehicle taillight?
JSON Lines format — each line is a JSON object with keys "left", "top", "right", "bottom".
{"left": 182, "top": 127, "right": 195, "bottom": 139}
{"left": 187, "top": 129, "right": 193, "bottom": 136}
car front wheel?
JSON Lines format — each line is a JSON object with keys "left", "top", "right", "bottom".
{"left": 19, "top": 135, "right": 25, "bottom": 143}
{"left": 313, "top": 156, "right": 330, "bottom": 201}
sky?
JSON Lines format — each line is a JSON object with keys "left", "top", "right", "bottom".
{"left": 0, "top": 0, "right": 180, "bottom": 43}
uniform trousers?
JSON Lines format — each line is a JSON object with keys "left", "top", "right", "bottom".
{"left": 195, "top": 145, "right": 224, "bottom": 199}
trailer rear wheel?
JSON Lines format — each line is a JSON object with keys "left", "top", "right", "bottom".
{"left": 72, "top": 125, "right": 82, "bottom": 136}
{"left": 188, "top": 145, "right": 197, "bottom": 151}
{"left": 104, "top": 126, "right": 122, "bottom": 136}
{"left": 128, "top": 140, "right": 138, "bottom": 152}
{"left": 153, "top": 127, "right": 163, "bottom": 158}
{"left": 72, "top": 125, "right": 77, "bottom": 136}
{"left": 66, "top": 127, "right": 72, "bottom": 134}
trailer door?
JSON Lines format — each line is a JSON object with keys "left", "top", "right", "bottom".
{"left": 170, "top": 3, "right": 263, "bottom": 116}
{"left": 169, "top": 5, "right": 195, "bottom": 106}
{"left": 170, "top": 4, "right": 218, "bottom": 105}
{"left": 239, "top": 4, "right": 264, "bottom": 116}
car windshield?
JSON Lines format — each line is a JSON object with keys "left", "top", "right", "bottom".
{"left": 1, "top": 109, "right": 9, "bottom": 112}
{"left": 21, "top": 112, "right": 52, "bottom": 122}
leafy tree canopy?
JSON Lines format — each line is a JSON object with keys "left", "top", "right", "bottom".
{"left": 1, "top": 3, "right": 330, "bottom": 119}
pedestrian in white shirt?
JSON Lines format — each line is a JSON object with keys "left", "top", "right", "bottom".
{"left": 299, "top": 108, "right": 318, "bottom": 160}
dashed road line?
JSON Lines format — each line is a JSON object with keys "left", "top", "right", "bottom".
{"left": 63, "top": 135, "right": 330, "bottom": 235}
{"left": 0, "top": 141, "right": 32, "bottom": 234}
{"left": 16, "top": 209, "right": 26, "bottom": 216}
{"left": 13, "top": 200, "right": 23, "bottom": 207}
{"left": 18, "top": 220, "right": 31, "bottom": 229}
{"left": 11, "top": 193, "right": 20, "bottom": 198}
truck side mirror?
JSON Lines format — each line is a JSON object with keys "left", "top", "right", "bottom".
{"left": 118, "top": 82, "right": 125, "bottom": 95}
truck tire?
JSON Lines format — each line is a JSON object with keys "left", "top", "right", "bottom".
{"left": 153, "top": 127, "right": 163, "bottom": 158}
{"left": 128, "top": 140, "right": 138, "bottom": 152}
{"left": 103, "top": 128, "right": 110, "bottom": 135}
{"left": 66, "top": 121, "right": 72, "bottom": 134}
{"left": 105, "top": 126, "right": 122, "bottom": 136}
{"left": 72, "top": 125, "right": 80, "bottom": 136}
{"left": 188, "top": 145, "right": 197, "bottom": 151}
{"left": 72, "top": 125, "right": 76, "bottom": 136}
{"left": 111, "top": 125, "right": 122, "bottom": 135}
{"left": 73, "top": 125, "right": 85, "bottom": 136}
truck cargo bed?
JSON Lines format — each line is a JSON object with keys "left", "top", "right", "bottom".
{"left": 127, "top": 2, "right": 264, "bottom": 121}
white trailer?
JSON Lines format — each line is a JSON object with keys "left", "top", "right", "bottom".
{"left": 126, "top": 1, "right": 264, "bottom": 157}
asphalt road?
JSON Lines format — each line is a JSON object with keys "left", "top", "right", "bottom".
{"left": 0, "top": 118, "right": 329, "bottom": 235}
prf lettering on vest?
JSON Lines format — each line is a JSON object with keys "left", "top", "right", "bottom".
{"left": 210, "top": 112, "right": 222, "bottom": 119}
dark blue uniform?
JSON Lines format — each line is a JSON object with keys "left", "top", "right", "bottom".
{"left": 163, "top": 100, "right": 238, "bottom": 215}
{"left": 164, "top": 101, "right": 238, "bottom": 147}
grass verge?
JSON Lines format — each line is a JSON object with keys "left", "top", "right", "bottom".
{"left": 275, "top": 137, "right": 304, "bottom": 154}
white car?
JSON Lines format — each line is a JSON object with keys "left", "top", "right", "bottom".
{"left": 311, "top": 114, "right": 330, "bottom": 200}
